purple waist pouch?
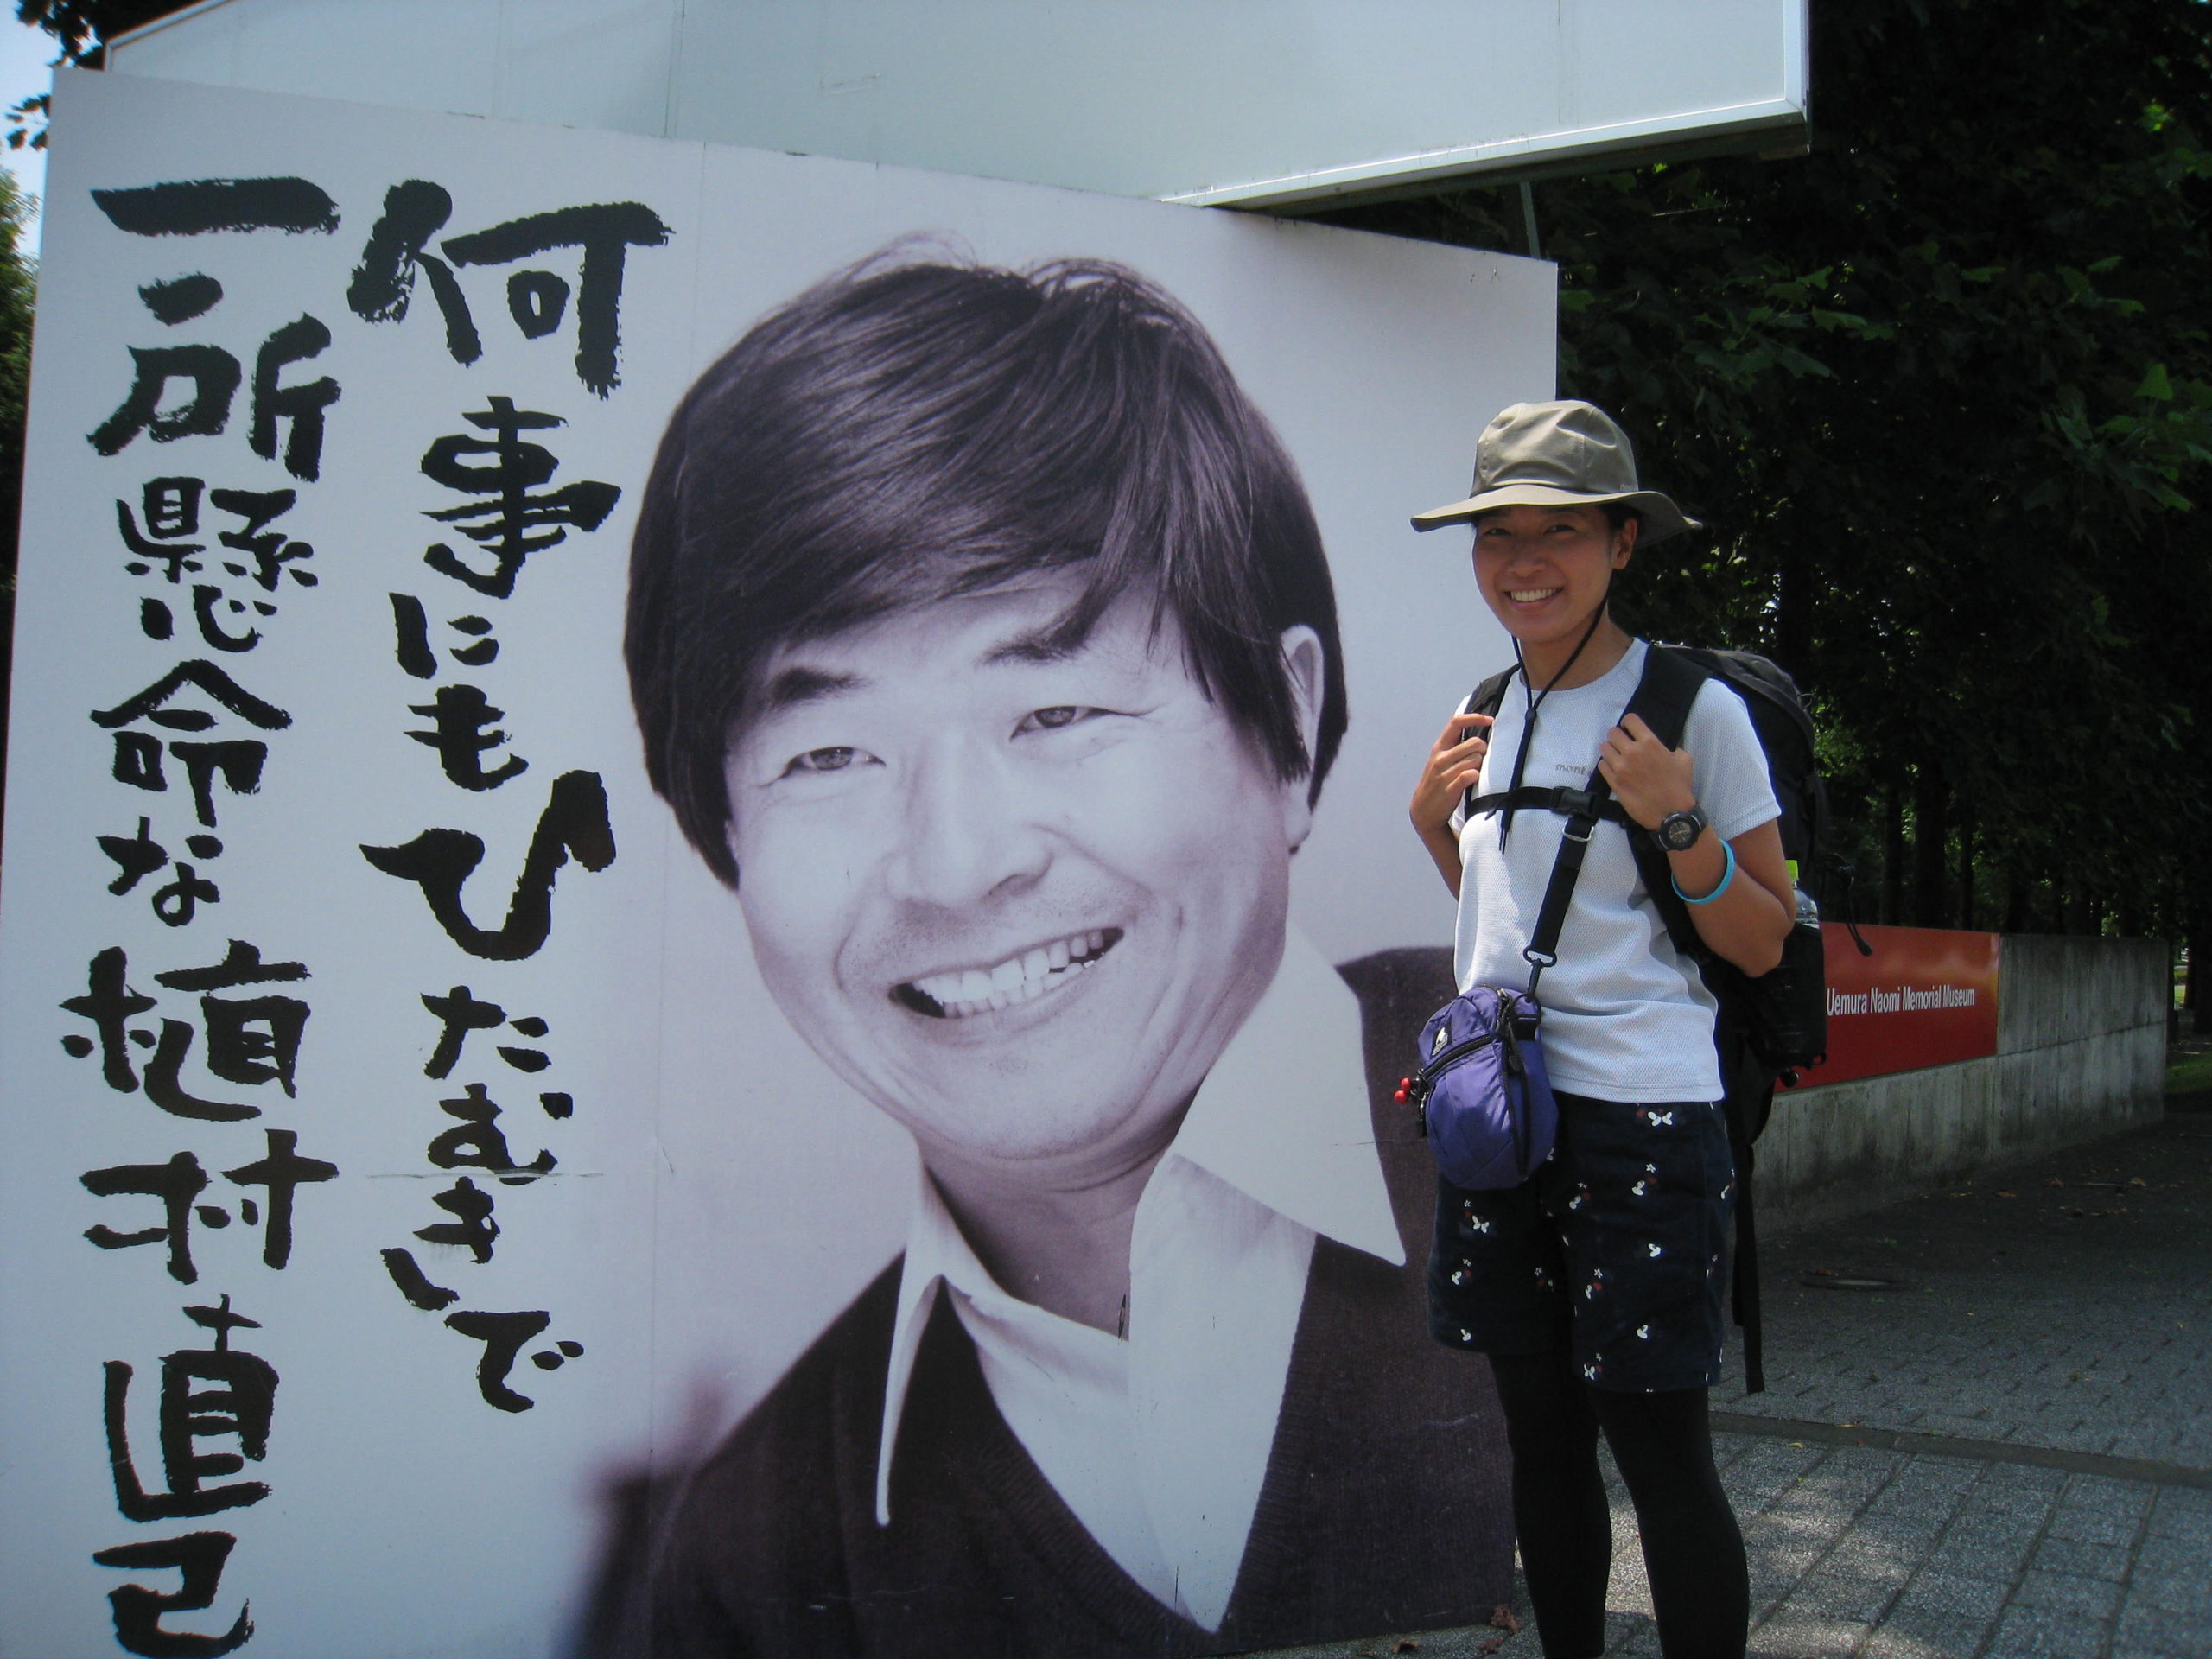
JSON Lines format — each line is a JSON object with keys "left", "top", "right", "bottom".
{"left": 1397, "top": 986, "right": 1557, "bottom": 1191}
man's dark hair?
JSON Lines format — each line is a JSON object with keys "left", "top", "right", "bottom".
{"left": 626, "top": 251, "right": 1347, "bottom": 886}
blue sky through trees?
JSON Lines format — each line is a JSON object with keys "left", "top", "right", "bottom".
{"left": 1, "top": 16, "right": 53, "bottom": 251}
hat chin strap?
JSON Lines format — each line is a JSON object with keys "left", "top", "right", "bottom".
{"left": 1510, "top": 571, "right": 1614, "bottom": 705}
{"left": 1498, "top": 575, "right": 1613, "bottom": 849}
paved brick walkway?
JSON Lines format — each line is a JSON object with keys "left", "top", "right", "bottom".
{"left": 1254, "top": 1106, "right": 2212, "bottom": 1659}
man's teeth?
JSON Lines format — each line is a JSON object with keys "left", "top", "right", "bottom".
{"left": 907, "top": 930, "right": 1115, "bottom": 1018}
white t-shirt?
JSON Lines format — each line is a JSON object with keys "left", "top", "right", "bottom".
{"left": 1451, "top": 639, "right": 1778, "bottom": 1103}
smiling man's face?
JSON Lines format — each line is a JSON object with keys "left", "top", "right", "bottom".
{"left": 722, "top": 574, "right": 1319, "bottom": 1185}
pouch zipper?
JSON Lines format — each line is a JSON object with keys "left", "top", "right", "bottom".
{"left": 1409, "top": 1006, "right": 1538, "bottom": 1169}
{"left": 1418, "top": 1030, "right": 1500, "bottom": 1085}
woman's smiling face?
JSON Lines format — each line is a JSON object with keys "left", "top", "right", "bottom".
{"left": 721, "top": 573, "right": 1319, "bottom": 1186}
{"left": 1471, "top": 502, "right": 1636, "bottom": 652}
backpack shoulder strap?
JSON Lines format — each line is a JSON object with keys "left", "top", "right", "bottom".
{"left": 1456, "top": 665, "right": 1520, "bottom": 821}
{"left": 1466, "top": 665, "right": 1516, "bottom": 718}
{"left": 1620, "top": 643, "right": 1708, "bottom": 749}
{"left": 1620, "top": 645, "right": 1713, "bottom": 960}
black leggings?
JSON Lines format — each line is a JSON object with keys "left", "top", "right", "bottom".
{"left": 1490, "top": 1337, "right": 1749, "bottom": 1659}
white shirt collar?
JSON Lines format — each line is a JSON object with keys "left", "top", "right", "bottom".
{"left": 871, "top": 931, "right": 1402, "bottom": 1623}
{"left": 1159, "top": 927, "right": 1404, "bottom": 1267}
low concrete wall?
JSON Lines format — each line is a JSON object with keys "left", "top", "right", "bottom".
{"left": 1757, "top": 934, "right": 2168, "bottom": 1235}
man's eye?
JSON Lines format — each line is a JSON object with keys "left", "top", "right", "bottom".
{"left": 783, "top": 746, "right": 865, "bottom": 775}
{"left": 1017, "top": 705, "right": 1099, "bottom": 734}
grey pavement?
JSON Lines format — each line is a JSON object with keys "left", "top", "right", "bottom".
{"left": 1253, "top": 1105, "right": 2212, "bottom": 1659}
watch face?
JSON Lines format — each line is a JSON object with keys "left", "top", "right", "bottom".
{"left": 1659, "top": 810, "right": 1704, "bottom": 852}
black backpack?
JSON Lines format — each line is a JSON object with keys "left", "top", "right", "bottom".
{"left": 1464, "top": 643, "right": 1833, "bottom": 1391}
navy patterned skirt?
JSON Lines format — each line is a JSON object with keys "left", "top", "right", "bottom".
{"left": 1428, "top": 1091, "right": 1736, "bottom": 1392}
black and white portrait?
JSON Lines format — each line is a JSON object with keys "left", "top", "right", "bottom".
{"left": 607, "top": 252, "right": 1511, "bottom": 1655}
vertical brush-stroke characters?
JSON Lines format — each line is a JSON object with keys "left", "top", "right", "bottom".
{"left": 613, "top": 251, "right": 1511, "bottom": 1656}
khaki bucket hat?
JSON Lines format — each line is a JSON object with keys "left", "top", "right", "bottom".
{"left": 1411, "top": 399, "right": 1700, "bottom": 544}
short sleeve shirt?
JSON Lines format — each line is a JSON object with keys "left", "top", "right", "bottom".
{"left": 1450, "top": 639, "right": 1779, "bottom": 1103}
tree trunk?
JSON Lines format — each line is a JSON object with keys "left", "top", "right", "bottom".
{"left": 2191, "top": 911, "right": 2209, "bottom": 1035}
{"left": 1882, "top": 784, "right": 1906, "bottom": 926}
{"left": 1956, "top": 816, "right": 1976, "bottom": 931}
{"left": 2003, "top": 866, "right": 2031, "bottom": 934}
{"left": 1776, "top": 524, "right": 1813, "bottom": 684}
{"left": 1912, "top": 766, "right": 1949, "bottom": 927}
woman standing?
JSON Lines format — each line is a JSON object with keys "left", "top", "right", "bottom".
{"left": 1407, "top": 402, "right": 1794, "bottom": 1659}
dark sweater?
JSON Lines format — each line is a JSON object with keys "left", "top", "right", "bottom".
{"left": 612, "top": 949, "right": 1509, "bottom": 1658}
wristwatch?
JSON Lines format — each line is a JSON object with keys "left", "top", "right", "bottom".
{"left": 1655, "top": 804, "right": 1709, "bottom": 853}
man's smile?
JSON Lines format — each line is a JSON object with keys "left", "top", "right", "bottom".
{"left": 891, "top": 928, "right": 1123, "bottom": 1020}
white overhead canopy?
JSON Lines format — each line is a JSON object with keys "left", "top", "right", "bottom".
{"left": 110, "top": 0, "right": 1807, "bottom": 209}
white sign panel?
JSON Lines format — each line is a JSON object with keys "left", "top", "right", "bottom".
{"left": 2, "top": 69, "right": 1554, "bottom": 1658}
{"left": 109, "top": 0, "right": 1808, "bottom": 209}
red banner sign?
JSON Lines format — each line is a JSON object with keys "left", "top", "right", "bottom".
{"left": 1795, "top": 925, "right": 2002, "bottom": 1087}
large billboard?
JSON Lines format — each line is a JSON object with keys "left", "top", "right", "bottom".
{"left": 107, "top": 0, "right": 1809, "bottom": 210}
{"left": 0, "top": 70, "right": 1551, "bottom": 1657}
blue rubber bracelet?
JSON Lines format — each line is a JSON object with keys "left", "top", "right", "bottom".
{"left": 1672, "top": 839, "right": 1736, "bottom": 906}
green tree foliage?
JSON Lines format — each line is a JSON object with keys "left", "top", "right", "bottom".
{"left": 0, "top": 168, "right": 33, "bottom": 781}
{"left": 7, "top": 0, "right": 2207, "bottom": 960}
{"left": 7, "top": 1, "right": 182, "bottom": 149}
{"left": 1325, "top": 0, "right": 2212, "bottom": 948}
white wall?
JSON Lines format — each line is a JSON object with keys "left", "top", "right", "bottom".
{"left": 110, "top": 0, "right": 1808, "bottom": 207}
